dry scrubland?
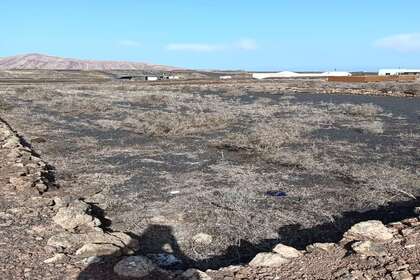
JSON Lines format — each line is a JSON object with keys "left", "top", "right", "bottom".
{"left": 0, "top": 79, "right": 419, "bottom": 278}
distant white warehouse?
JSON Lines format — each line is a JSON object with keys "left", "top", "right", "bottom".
{"left": 378, "top": 69, "right": 420, "bottom": 76}
{"left": 252, "top": 71, "right": 351, "bottom": 79}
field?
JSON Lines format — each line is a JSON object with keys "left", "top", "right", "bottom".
{"left": 0, "top": 74, "right": 419, "bottom": 279}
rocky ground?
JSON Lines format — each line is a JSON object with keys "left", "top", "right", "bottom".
{"left": 205, "top": 216, "right": 420, "bottom": 280}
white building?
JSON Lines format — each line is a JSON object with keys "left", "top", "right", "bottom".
{"left": 378, "top": 69, "right": 420, "bottom": 76}
{"left": 220, "top": 75, "right": 232, "bottom": 80}
{"left": 252, "top": 71, "right": 351, "bottom": 79}
{"left": 145, "top": 76, "right": 158, "bottom": 81}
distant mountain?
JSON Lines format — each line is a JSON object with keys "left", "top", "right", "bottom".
{"left": 0, "top": 53, "right": 178, "bottom": 71}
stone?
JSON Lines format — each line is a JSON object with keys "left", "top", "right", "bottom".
{"left": 272, "top": 244, "right": 302, "bottom": 258}
{"left": 392, "top": 270, "right": 413, "bottom": 280}
{"left": 2, "top": 136, "right": 20, "bottom": 149}
{"left": 249, "top": 252, "right": 290, "bottom": 267}
{"left": 35, "top": 182, "right": 48, "bottom": 193}
{"left": 52, "top": 199, "right": 101, "bottom": 231}
{"left": 306, "top": 242, "right": 338, "bottom": 252}
{"left": 9, "top": 177, "right": 33, "bottom": 189}
{"left": 389, "top": 222, "right": 406, "bottom": 231}
{"left": 113, "top": 256, "right": 157, "bottom": 278}
{"left": 351, "top": 240, "right": 387, "bottom": 257}
{"left": 344, "top": 220, "right": 393, "bottom": 241}
{"left": 7, "top": 150, "right": 21, "bottom": 159}
{"left": 82, "top": 256, "right": 103, "bottom": 265}
{"left": 401, "top": 228, "right": 415, "bottom": 237}
{"left": 192, "top": 233, "right": 213, "bottom": 245}
{"left": 53, "top": 196, "right": 72, "bottom": 208}
{"left": 401, "top": 218, "right": 419, "bottom": 226}
{"left": 47, "top": 231, "right": 139, "bottom": 253}
{"left": 43, "top": 253, "right": 67, "bottom": 264}
{"left": 75, "top": 243, "right": 121, "bottom": 258}
{"left": 182, "top": 268, "right": 212, "bottom": 280}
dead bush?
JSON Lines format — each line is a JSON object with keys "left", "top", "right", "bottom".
{"left": 214, "top": 121, "right": 312, "bottom": 154}
{"left": 337, "top": 103, "right": 383, "bottom": 117}
{"left": 129, "top": 111, "right": 233, "bottom": 136}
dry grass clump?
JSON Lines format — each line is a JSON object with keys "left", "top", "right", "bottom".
{"left": 344, "top": 163, "right": 419, "bottom": 204}
{"left": 337, "top": 103, "right": 383, "bottom": 117}
{"left": 14, "top": 86, "right": 35, "bottom": 95}
{"left": 71, "top": 85, "right": 100, "bottom": 91}
{"left": 127, "top": 111, "right": 233, "bottom": 136}
{"left": 350, "top": 120, "right": 384, "bottom": 134}
{"left": 213, "top": 120, "right": 313, "bottom": 154}
{"left": 0, "top": 99, "right": 13, "bottom": 111}
{"left": 175, "top": 164, "right": 283, "bottom": 258}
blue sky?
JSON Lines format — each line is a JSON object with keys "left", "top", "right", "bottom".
{"left": 1, "top": 1, "right": 420, "bottom": 70}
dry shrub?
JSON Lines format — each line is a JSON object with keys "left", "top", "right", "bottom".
{"left": 72, "top": 85, "right": 100, "bottom": 91}
{"left": 337, "top": 103, "right": 383, "bottom": 117}
{"left": 127, "top": 111, "right": 233, "bottom": 136}
{"left": 344, "top": 163, "right": 419, "bottom": 203}
{"left": 176, "top": 164, "right": 282, "bottom": 258}
{"left": 214, "top": 121, "right": 312, "bottom": 154}
{"left": 14, "top": 86, "right": 35, "bottom": 94}
{"left": 351, "top": 120, "right": 384, "bottom": 134}
{"left": 0, "top": 100, "right": 14, "bottom": 111}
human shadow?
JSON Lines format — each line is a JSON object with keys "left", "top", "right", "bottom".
{"left": 77, "top": 196, "right": 419, "bottom": 279}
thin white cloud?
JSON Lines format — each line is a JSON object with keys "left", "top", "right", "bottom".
{"left": 166, "top": 43, "right": 225, "bottom": 52}
{"left": 374, "top": 33, "right": 420, "bottom": 52}
{"left": 235, "top": 38, "right": 258, "bottom": 50}
{"left": 166, "top": 39, "right": 258, "bottom": 52}
{"left": 118, "top": 40, "right": 141, "bottom": 47}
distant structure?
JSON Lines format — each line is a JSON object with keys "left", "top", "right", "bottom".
{"left": 378, "top": 69, "right": 420, "bottom": 76}
{"left": 145, "top": 76, "right": 158, "bottom": 81}
{"left": 219, "top": 75, "right": 232, "bottom": 80}
{"left": 117, "top": 73, "right": 180, "bottom": 81}
{"left": 252, "top": 71, "right": 351, "bottom": 79}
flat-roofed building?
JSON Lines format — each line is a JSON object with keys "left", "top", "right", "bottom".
{"left": 378, "top": 69, "right": 420, "bottom": 76}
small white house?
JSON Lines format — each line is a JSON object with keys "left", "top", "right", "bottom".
{"left": 252, "top": 71, "right": 351, "bottom": 79}
{"left": 145, "top": 76, "right": 158, "bottom": 81}
{"left": 220, "top": 75, "right": 232, "bottom": 80}
{"left": 378, "top": 69, "right": 420, "bottom": 76}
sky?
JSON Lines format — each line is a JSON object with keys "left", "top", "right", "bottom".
{"left": 1, "top": 0, "right": 420, "bottom": 71}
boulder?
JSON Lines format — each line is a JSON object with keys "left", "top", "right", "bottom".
{"left": 75, "top": 243, "right": 121, "bottom": 258}
{"left": 392, "top": 270, "right": 414, "bottom": 280}
{"left": 272, "top": 244, "right": 302, "bottom": 258}
{"left": 182, "top": 268, "right": 212, "bottom": 280}
{"left": 47, "top": 231, "right": 139, "bottom": 254}
{"left": 52, "top": 200, "right": 101, "bottom": 231}
{"left": 43, "top": 253, "right": 67, "bottom": 264}
{"left": 113, "top": 256, "right": 157, "bottom": 278}
{"left": 306, "top": 242, "right": 338, "bottom": 253}
{"left": 249, "top": 252, "right": 290, "bottom": 267}
{"left": 351, "top": 240, "right": 387, "bottom": 257}
{"left": 343, "top": 220, "right": 393, "bottom": 241}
